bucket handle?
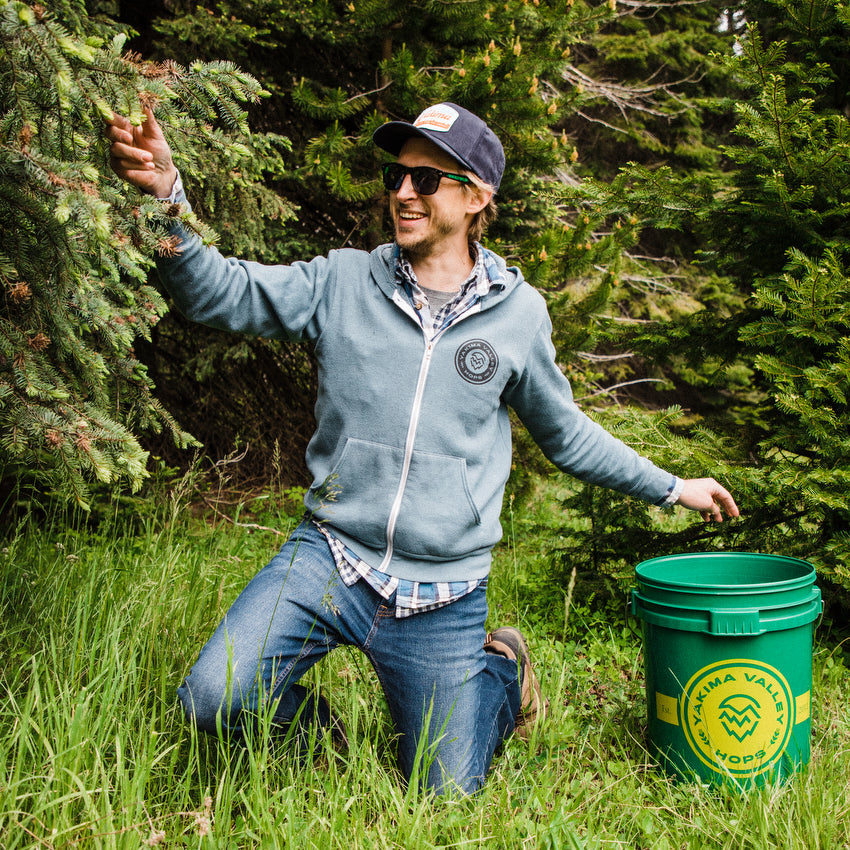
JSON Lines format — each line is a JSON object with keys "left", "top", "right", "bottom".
{"left": 624, "top": 593, "right": 643, "bottom": 642}
{"left": 630, "top": 589, "right": 822, "bottom": 636}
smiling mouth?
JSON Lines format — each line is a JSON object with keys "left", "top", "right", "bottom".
{"left": 397, "top": 211, "right": 426, "bottom": 221}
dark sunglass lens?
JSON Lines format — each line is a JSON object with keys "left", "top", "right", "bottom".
{"left": 382, "top": 164, "right": 404, "bottom": 190}
{"left": 411, "top": 167, "right": 440, "bottom": 195}
{"left": 382, "top": 164, "right": 445, "bottom": 194}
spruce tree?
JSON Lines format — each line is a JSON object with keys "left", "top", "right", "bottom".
{"left": 712, "top": 1, "right": 850, "bottom": 593}
{"left": 567, "top": 0, "right": 739, "bottom": 177}
{"left": 0, "top": 0, "right": 289, "bottom": 507}
{"left": 548, "top": 0, "right": 850, "bottom": 598}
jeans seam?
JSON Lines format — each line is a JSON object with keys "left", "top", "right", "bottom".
{"left": 486, "top": 688, "right": 512, "bottom": 757}
{"left": 270, "top": 637, "right": 326, "bottom": 695}
{"left": 361, "top": 603, "right": 393, "bottom": 721}
{"left": 362, "top": 600, "right": 393, "bottom": 652}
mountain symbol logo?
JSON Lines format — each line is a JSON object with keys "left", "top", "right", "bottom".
{"left": 681, "top": 660, "right": 796, "bottom": 777}
{"left": 717, "top": 694, "right": 762, "bottom": 741}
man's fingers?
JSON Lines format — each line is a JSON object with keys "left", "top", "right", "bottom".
{"left": 110, "top": 160, "right": 156, "bottom": 179}
{"left": 719, "top": 493, "right": 740, "bottom": 518}
{"left": 109, "top": 141, "right": 154, "bottom": 170}
{"left": 109, "top": 139, "right": 151, "bottom": 161}
{"left": 105, "top": 109, "right": 161, "bottom": 147}
{"left": 104, "top": 105, "right": 176, "bottom": 196}
{"left": 704, "top": 486, "right": 738, "bottom": 523}
{"left": 104, "top": 110, "right": 132, "bottom": 134}
{"left": 140, "top": 106, "right": 164, "bottom": 140}
{"left": 711, "top": 484, "right": 739, "bottom": 519}
{"left": 104, "top": 122, "right": 133, "bottom": 146}
{"left": 678, "top": 478, "right": 740, "bottom": 522}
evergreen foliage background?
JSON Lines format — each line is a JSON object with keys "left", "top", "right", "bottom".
{"left": 127, "top": 0, "right": 629, "bottom": 484}
{"left": 0, "top": 0, "right": 296, "bottom": 507}
{"left": 546, "top": 0, "right": 850, "bottom": 604}
{"left": 1, "top": 0, "right": 849, "bottom": 605}
{"left": 118, "top": 0, "right": 739, "bottom": 487}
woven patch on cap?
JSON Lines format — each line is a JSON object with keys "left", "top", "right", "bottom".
{"left": 414, "top": 104, "right": 459, "bottom": 133}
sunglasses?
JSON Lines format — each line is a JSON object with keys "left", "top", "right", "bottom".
{"left": 381, "top": 163, "right": 472, "bottom": 195}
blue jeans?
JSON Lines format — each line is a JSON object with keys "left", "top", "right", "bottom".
{"left": 177, "top": 521, "right": 521, "bottom": 795}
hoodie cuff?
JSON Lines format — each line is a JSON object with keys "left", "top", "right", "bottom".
{"left": 655, "top": 476, "right": 684, "bottom": 508}
{"left": 156, "top": 170, "right": 184, "bottom": 203}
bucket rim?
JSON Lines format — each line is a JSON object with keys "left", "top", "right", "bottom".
{"left": 634, "top": 550, "right": 816, "bottom": 592}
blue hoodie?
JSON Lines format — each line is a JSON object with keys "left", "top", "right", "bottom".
{"left": 156, "top": 220, "right": 674, "bottom": 582}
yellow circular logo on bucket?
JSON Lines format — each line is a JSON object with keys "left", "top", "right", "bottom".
{"left": 680, "top": 659, "right": 794, "bottom": 776}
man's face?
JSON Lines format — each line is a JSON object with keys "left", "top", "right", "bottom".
{"left": 390, "top": 138, "right": 485, "bottom": 260}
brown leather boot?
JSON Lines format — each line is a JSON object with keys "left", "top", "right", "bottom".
{"left": 484, "top": 627, "right": 547, "bottom": 740}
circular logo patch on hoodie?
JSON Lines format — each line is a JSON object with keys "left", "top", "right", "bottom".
{"left": 455, "top": 339, "right": 498, "bottom": 384}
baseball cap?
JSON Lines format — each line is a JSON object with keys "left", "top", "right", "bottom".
{"left": 373, "top": 103, "right": 505, "bottom": 190}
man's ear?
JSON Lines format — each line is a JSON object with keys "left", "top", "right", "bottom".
{"left": 465, "top": 186, "right": 493, "bottom": 215}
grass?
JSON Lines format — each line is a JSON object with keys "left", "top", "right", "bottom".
{"left": 1, "top": 484, "right": 849, "bottom": 849}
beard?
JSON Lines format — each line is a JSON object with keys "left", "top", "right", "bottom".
{"left": 392, "top": 207, "right": 457, "bottom": 260}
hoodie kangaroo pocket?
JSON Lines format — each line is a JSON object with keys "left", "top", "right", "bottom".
{"left": 393, "top": 449, "right": 482, "bottom": 559}
{"left": 307, "top": 438, "right": 483, "bottom": 559}
{"left": 307, "top": 437, "right": 401, "bottom": 549}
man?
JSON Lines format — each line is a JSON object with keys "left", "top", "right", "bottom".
{"left": 106, "top": 102, "right": 739, "bottom": 795}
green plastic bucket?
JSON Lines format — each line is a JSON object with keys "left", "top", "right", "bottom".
{"left": 630, "top": 552, "right": 822, "bottom": 788}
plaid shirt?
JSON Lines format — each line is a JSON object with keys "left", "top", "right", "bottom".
{"left": 396, "top": 244, "right": 491, "bottom": 341}
{"left": 314, "top": 521, "right": 486, "bottom": 618}
{"left": 313, "top": 243, "right": 496, "bottom": 618}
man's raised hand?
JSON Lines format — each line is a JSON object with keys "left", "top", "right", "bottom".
{"left": 105, "top": 106, "right": 177, "bottom": 199}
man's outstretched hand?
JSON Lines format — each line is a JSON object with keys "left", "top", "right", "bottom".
{"left": 677, "top": 478, "right": 739, "bottom": 522}
{"left": 105, "top": 106, "right": 177, "bottom": 199}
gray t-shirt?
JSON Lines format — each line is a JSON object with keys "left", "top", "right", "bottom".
{"left": 420, "top": 285, "right": 459, "bottom": 314}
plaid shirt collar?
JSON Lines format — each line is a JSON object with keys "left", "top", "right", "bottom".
{"left": 394, "top": 243, "right": 497, "bottom": 339}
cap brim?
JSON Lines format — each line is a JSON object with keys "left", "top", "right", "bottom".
{"left": 373, "top": 121, "right": 474, "bottom": 174}
{"left": 372, "top": 121, "right": 420, "bottom": 157}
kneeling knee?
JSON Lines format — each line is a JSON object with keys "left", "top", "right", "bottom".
{"left": 177, "top": 676, "right": 240, "bottom": 734}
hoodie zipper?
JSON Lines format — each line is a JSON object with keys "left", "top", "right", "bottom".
{"left": 379, "top": 338, "right": 434, "bottom": 572}
{"left": 379, "top": 294, "right": 483, "bottom": 572}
